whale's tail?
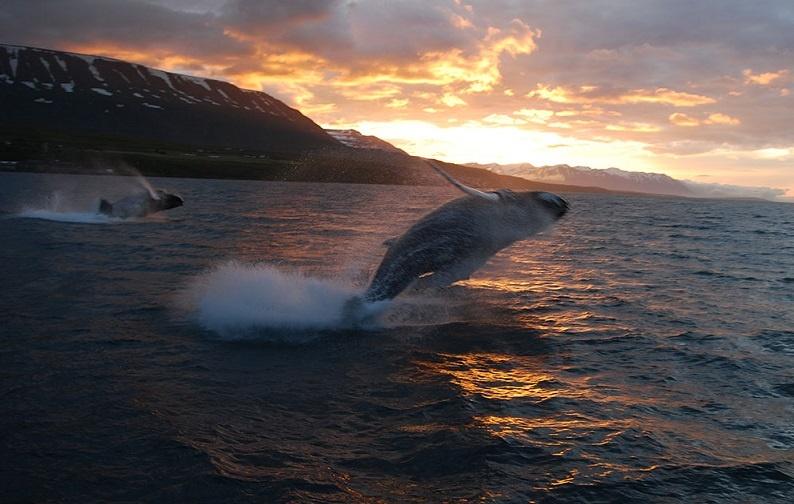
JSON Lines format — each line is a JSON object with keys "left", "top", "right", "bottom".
{"left": 98, "top": 199, "right": 113, "bottom": 215}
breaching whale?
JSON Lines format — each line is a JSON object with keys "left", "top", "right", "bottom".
{"left": 98, "top": 189, "right": 183, "bottom": 219}
{"left": 343, "top": 161, "right": 568, "bottom": 322}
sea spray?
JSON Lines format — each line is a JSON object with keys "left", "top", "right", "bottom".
{"left": 13, "top": 171, "right": 167, "bottom": 223}
{"left": 183, "top": 262, "right": 478, "bottom": 340}
{"left": 185, "top": 261, "right": 392, "bottom": 338}
{"left": 131, "top": 170, "right": 159, "bottom": 200}
{"left": 15, "top": 189, "right": 115, "bottom": 223}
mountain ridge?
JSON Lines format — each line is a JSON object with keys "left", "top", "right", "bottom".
{"left": 0, "top": 43, "right": 338, "bottom": 153}
{"left": 3, "top": 44, "right": 772, "bottom": 200}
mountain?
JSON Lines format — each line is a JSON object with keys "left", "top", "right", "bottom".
{"left": 470, "top": 162, "right": 694, "bottom": 197}
{"left": 325, "top": 129, "right": 407, "bottom": 154}
{"left": 0, "top": 45, "right": 639, "bottom": 194}
{"left": 0, "top": 44, "right": 338, "bottom": 153}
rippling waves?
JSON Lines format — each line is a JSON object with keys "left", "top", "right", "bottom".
{"left": 1, "top": 173, "right": 793, "bottom": 502}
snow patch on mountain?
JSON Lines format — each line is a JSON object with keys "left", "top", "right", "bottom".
{"left": 325, "top": 129, "right": 406, "bottom": 153}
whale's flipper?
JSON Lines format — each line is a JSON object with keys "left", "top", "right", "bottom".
{"left": 425, "top": 160, "right": 500, "bottom": 202}
{"left": 98, "top": 199, "right": 113, "bottom": 215}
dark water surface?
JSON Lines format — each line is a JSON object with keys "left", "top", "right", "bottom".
{"left": 1, "top": 172, "right": 793, "bottom": 502}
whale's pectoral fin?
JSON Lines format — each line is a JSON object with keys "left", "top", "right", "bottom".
{"left": 425, "top": 159, "right": 500, "bottom": 202}
{"left": 98, "top": 199, "right": 113, "bottom": 215}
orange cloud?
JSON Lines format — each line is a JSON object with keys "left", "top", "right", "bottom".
{"left": 705, "top": 113, "right": 740, "bottom": 125}
{"left": 528, "top": 84, "right": 715, "bottom": 107}
{"left": 440, "top": 93, "right": 467, "bottom": 107}
{"left": 669, "top": 112, "right": 740, "bottom": 127}
{"left": 482, "top": 114, "right": 527, "bottom": 125}
{"left": 514, "top": 108, "right": 554, "bottom": 124}
{"left": 605, "top": 121, "right": 661, "bottom": 133}
{"left": 743, "top": 68, "right": 789, "bottom": 85}
{"left": 386, "top": 98, "right": 409, "bottom": 109}
{"left": 669, "top": 112, "right": 700, "bottom": 127}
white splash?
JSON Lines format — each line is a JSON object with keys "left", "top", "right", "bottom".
{"left": 186, "top": 262, "right": 377, "bottom": 338}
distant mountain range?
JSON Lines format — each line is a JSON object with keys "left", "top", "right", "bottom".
{"left": 323, "top": 130, "right": 783, "bottom": 200}
{"left": 0, "top": 44, "right": 602, "bottom": 193}
{"left": 466, "top": 162, "right": 785, "bottom": 200}
{"left": 2, "top": 44, "right": 778, "bottom": 200}
{"left": 468, "top": 162, "right": 693, "bottom": 197}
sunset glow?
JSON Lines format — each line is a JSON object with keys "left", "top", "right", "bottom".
{"left": 5, "top": 0, "right": 793, "bottom": 195}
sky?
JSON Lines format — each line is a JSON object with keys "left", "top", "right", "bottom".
{"left": 2, "top": 0, "right": 793, "bottom": 196}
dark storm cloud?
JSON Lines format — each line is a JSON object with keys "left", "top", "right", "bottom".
{"left": 217, "top": 0, "right": 479, "bottom": 67}
{"left": 474, "top": 0, "right": 794, "bottom": 88}
{"left": 0, "top": 0, "right": 249, "bottom": 60}
{"left": 221, "top": 0, "right": 338, "bottom": 33}
{"left": 0, "top": 0, "right": 482, "bottom": 73}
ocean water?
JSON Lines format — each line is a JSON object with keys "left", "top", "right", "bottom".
{"left": 1, "top": 172, "right": 793, "bottom": 502}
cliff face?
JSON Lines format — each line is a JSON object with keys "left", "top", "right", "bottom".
{"left": 0, "top": 44, "right": 339, "bottom": 152}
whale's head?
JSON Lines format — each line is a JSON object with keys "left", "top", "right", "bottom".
{"left": 490, "top": 190, "right": 568, "bottom": 235}
{"left": 528, "top": 191, "right": 569, "bottom": 219}
{"left": 153, "top": 189, "right": 184, "bottom": 210}
{"left": 425, "top": 159, "right": 568, "bottom": 232}
{"left": 495, "top": 190, "right": 568, "bottom": 218}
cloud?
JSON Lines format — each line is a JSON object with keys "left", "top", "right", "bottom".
{"left": 605, "top": 122, "right": 661, "bottom": 133}
{"left": 440, "top": 93, "right": 467, "bottom": 107}
{"left": 743, "top": 68, "right": 789, "bottom": 85}
{"left": 0, "top": 0, "right": 248, "bottom": 63}
{"left": 669, "top": 112, "right": 740, "bottom": 127}
{"left": 482, "top": 114, "right": 526, "bottom": 125}
{"left": 2, "top": 0, "right": 794, "bottom": 193}
{"left": 528, "top": 84, "right": 715, "bottom": 107}
{"left": 669, "top": 112, "right": 700, "bottom": 127}
{"left": 514, "top": 108, "right": 554, "bottom": 124}
{"left": 705, "top": 113, "right": 740, "bottom": 125}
